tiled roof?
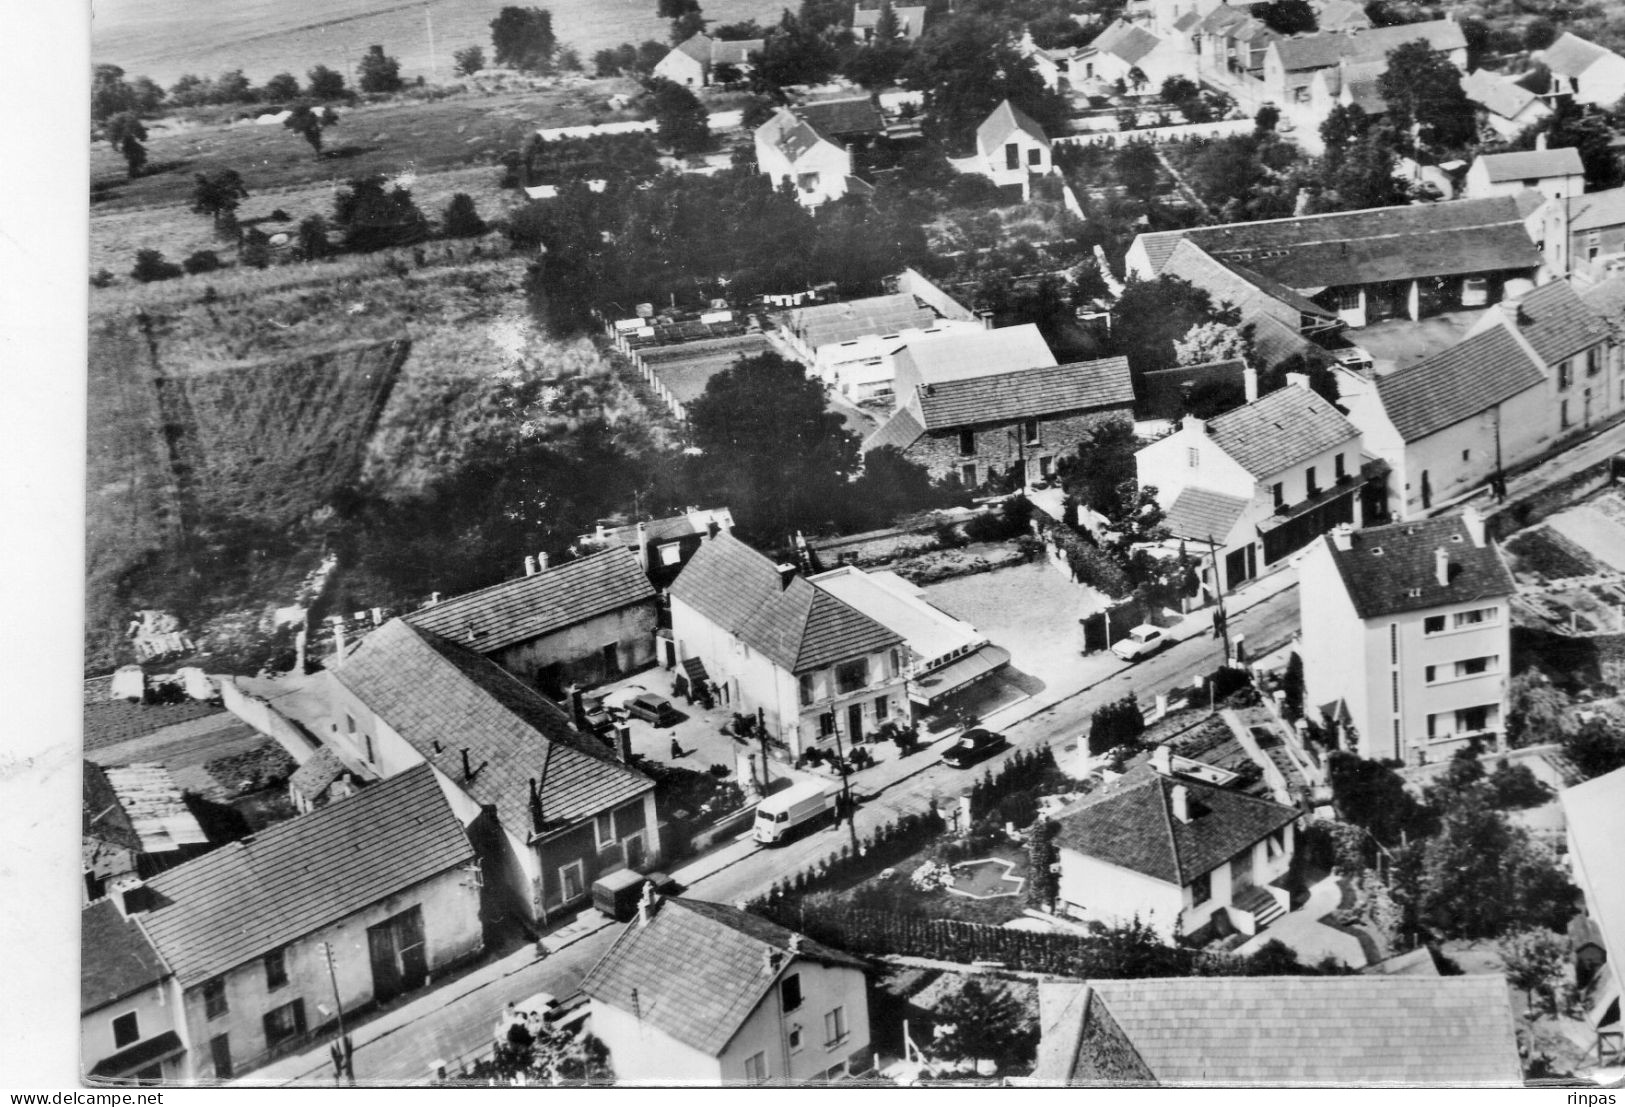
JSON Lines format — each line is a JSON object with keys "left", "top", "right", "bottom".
{"left": 1204, "top": 385, "right": 1360, "bottom": 480}
{"left": 1375, "top": 323, "right": 1546, "bottom": 442}
{"left": 1034, "top": 982, "right": 1157, "bottom": 1085}
{"left": 794, "top": 97, "right": 886, "bottom": 137}
{"left": 1350, "top": 17, "right": 1466, "bottom": 59}
{"left": 82, "top": 900, "right": 170, "bottom": 1012}
{"left": 1461, "top": 68, "right": 1541, "bottom": 118}
{"left": 854, "top": 2, "right": 926, "bottom": 31}
{"left": 1053, "top": 765, "right": 1297, "bottom": 885}
{"left": 1172, "top": 10, "right": 1200, "bottom": 32}
{"left": 83, "top": 696, "right": 226, "bottom": 754}
{"left": 1133, "top": 197, "right": 1541, "bottom": 286}
{"left": 1582, "top": 272, "right": 1625, "bottom": 322}
{"left": 671, "top": 32, "right": 712, "bottom": 64}
{"left": 1476, "top": 147, "right": 1584, "bottom": 183}
{"left": 894, "top": 323, "right": 1058, "bottom": 385}
{"left": 1567, "top": 186, "right": 1625, "bottom": 232}
{"left": 670, "top": 533, "right": 901, "bottom": 674}
{"left": 788, "top": 292, "right": 936, "bottom": 349}
{"left": 1161, "top": 237, "right": 1340, "bottom": 322}
{"left": 1162, "top": 487, "right": 1251, "bottom": 542}
{"left": 138, "top": 764, "right": 473, "bottom": 986}
{"left": 404, "top": 547, "right": 656, "bottom": 655}
{"left": 1073, "top": 976, "right": 1524, "bottom": 1085}
{"left": 584, "top": 507, "right": 734, "bottom": 550}
{"left": 912, "top": 358, "right": 1134, "bottom": 429}
{"left": 1094, "top": 22, "right": 1163, "bottom": 64}
{"left": 1199, "top": 5, "right": 1251, "bottom": 34}
{"left": 1542, "top": 32, "right": 1615, "bottom": 77}
{"left": 335, "top": 620, "right": 651, "bottom": 833}
{"left": 1274, "top": 34, "right": 1352, "bottom": 71}
{"left": 862, "top": 404, "right": 927, "bottom": 453}
{"left": 1508, "top": 278, "right": 1610, "bottom": 363}
{"left": 776, "top": 116, "right": 839, "bottom": 163}
{"left": 581, "top": 898, "right": 867, "bottom": 1057}
{"left": 288, "top": 746, "right": 349, "bottom": 802}
{"left": 976, "top": 99, "right": 1051, "bottom": 159}
{"left": 1322, "top": 514, "right": 1517, "bottom": 620}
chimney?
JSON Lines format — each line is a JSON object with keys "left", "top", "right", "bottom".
{"left": 1170, "top": 783, "right": 1191, "bottom": 823}
{"left": 1435, "top": 547, "right": 1451, "bottom": 587}
{"left": 1242, "top": 364, "right": 1259, "bottom": 403}
{"left": 1184, "top": 415, "right": 1206, "bottom": 437}
{"left": 763, "top": 948, "right": 783, "bottom": 974}
{"left": 616, "top": 724, "right": 633, "bottom": 763}
{"left": 537, "top": 552, "right": 549, "bottom": 572}
{"left": 776, "top": 562, "right": 797, "bottom": 590}
{"left": 596, "top": 521, "right": 609, "bottom": 541}
{"left": 788, "top": 934, "right": 804, "bottom": 955}
{"left": 1462, "top": 505, "right": 1487, "bottom": 547}
{"left": 569, "top": 685, "right": 587, "bottom": 729}
{"left": 330, "top": 616, "right": 347, "bottom": 668}
{"left": 976, "top": 308, "right": 995, "bottom": 330}
{"left": 635, "top": 521, "right": 650, "bottom": 573}
{"left": 1535, "top": 131, "right": 1548, "bottom": 151}
{"left": 1150, "top": 744, "right": 1173, "bottom": 775}
{"left": 370, "top": 607, "right": 383, "bottom": 626}
{"left": 707, "top": 519, "right": 721, "bottom": 539}
{"left": 529, "top": 777, "right": 544, "bottom": 832}
{"left": 637, "top": 880, "right": 660, "bottom": 926}
{"left": 1285, "top": 372, "right": 1310, "bottom": 391}
{"left": 1330, "top": 523, "right": 1353, "bottom": 551}
{"left": 110, "top": 876, "right": 148, "bottom": 918}
{"left": 430, "top": 591, "right": 442, "bottom": 606}
{"left": 524, "top": 555, "right": 539, "bottom": 576}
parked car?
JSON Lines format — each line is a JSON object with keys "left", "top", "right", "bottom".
{"left": 1111, "top": 625, "right": 1169, "bottom": 662}
{"left": 627, "top": 692, "right": 682, "bottom": 727}
{"left": 942, "top": 728, "right": 1007, "bottom": 769}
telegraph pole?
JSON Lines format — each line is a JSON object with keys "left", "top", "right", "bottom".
{"left": 1205, "top": 533, "right": 1233, "bottom": 665}
{"left": 829, "top": 713, "right": 860, "bottom": 854}
{"left": 319, "top": 942, "right": 355, "bottom": 1085}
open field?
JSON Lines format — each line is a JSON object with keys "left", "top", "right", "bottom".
{"left": 92, "top": 0, "right": 791, "bottom": 87}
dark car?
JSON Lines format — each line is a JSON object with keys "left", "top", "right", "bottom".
{"left": 627, "top": 693, "right": 682, "bottom": 727}
{"left": 942, "top": 728, "right": 1007, "bottom": 768}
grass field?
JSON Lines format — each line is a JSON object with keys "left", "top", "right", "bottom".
{"left": 92, "top": 0, "right": 790, "bottom": 87}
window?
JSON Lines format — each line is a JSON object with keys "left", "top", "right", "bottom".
{"left": 265, "top": 948, "right": 288, "bottom": 991}
{"left": 889, "top": 647, "right": 901, "bottom": 677}
{"left": 1391, "top": 671, "right": 1399, "bottom": 713}
{"left": 559, "top": 860, "right": 586, "bottom": 902}
{"left": 112, "top": 1011, "right": 140, "bottom": 1049}
{"left": 1453, "top": 607, "right": 1498, "bottom": 629}
{"left": 1190, "top": 871, "right": 1212, "bottom": 905}
{"left": 1562, "top": 399, "right": 1572, "bottom": 428}
{"left": 263, "top": 999, "right": 307, "bottom": 1050}
{"left": 1187, "top": 447, "right": 1200, "bottom": 469}
{"left": 1271, "top": 482, "right": 1284, "bottom": 509}
{"left": 874, "top": 695, "right": 889, "bottom": 720}
{"left": 1423, "top": 615, "right": 1446, "bottom": 635}
{"left": 960, "top": 463, "right": 977, "bottom": 487}
{"left": 819, "top": 711, "right": 836, "bottom": 737}
{"left": 1458, "top": 705, "right": 1491, "bottom": 733}
{"left": 345, "top": 713, "right": 355, "bottom": 733}
{"left": 782, "top": 973, "right": 803, "bottom": 1012}
{"left": 658, "top": 542, "right": 682, "bottom": 566}
{"left": 799, "top": 673, "right": 815, "bottom": 706}
{"left": 835, "top": 659, "right": 869, "bottom": 694}
{"left": 1306, "top": 465, "right": 1319, "bottom": 496}
{"left": 595, "top": 812, "right": 615, "bottom": 849}
{"left": 1559, "top": 360, "right": 1573, "bottom": 390}
{"left": 1456, "top": 655, "right": 1495, "bottom": 677}
{"left": 210, "top": 1035, "right": 232, "bottom": 1080}
{"left": 1588, "top": 347, "right": 1603, "bottom": 377}
{"left": 825, "top": 1006, "right": 849, "bottom": 1047}
{"left": 797, "top": 172, "right": 819, "bottom": 192}
{"left": 744, "top": 1052, "right": 768, "bottom": 1085}
{"left": 1023, "top": 417, "right": 1039, "bottom": 444}
{"left": 1005, "top": 142, "right": 1020, "bottom": 170}
{"left": 202, "top": 977, "right": 228, "bottom": 1020}
{"left": 1027, "top": 147, "right": 1043, "bottom": 167}
{"left": 789, "top": 1026, "right": 804, "bottom": 1052}
{"left": 958, "top": 429, "right": 976, "bottom": 456}
{"left": 1334, "top": 453, "right": 1346, "bottom": 480}
{"left": 1039, "top": 454, "right": 1053, "bottom": 478}
{"left": 1425, "top": 665, "right": 1437, "bottom": 684}
{"left": 1336, "top": 287, "right": 1361, "bottom": 311}
{"left": 1389, "top": 624, "right": 1397, "bottom": 665}
{"left": 1462, "top": 448, "right": 1471, "bottom": 462}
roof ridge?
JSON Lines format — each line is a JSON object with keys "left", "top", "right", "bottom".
{"left": 1154, "top": 776, "right": 1186, "bottom": 885}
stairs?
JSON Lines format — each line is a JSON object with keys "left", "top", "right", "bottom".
{"left": 1233, "top": 885, "right": 1286, "bottom": 929}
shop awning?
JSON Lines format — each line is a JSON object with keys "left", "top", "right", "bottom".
{"left": 908, "top": 644, "right": 1012, "bottom": 705}
{"left": 89, "top": 1031, "right": 185, "bottom": 1078}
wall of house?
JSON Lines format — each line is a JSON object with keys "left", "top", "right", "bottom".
{"left": 83, "top": 979, "right": 181, "bottom": 1080}
{"left": 1058, "top": 851, "right": 1187, "bottom": 942}
{"left": 1573, "top": 53, "right": 1625, "bottom": 105}
{"left": 906, "top": 407, "right": 1131, "bottom": 486}
{"left": 1386, "top": 600, "right": 1511, "bottom": 764}
{"left": 589, "top": 1001, "right": 723, "bottom": 1084}
{"left": 717, "top": 960, "right": 871, "bottom": 1085}
{"left": 1299, "top": 538, "right": 1375, "bottom": 742}
{"left": 1338, "top": 378, "right": 1410, "bottom": 518}
{"left": 175, "top": 867, "right": 483, "bottom": 1081}
{"left": 792, "top": 653, "right": 909, "bottom": 754}
{"left": 757, "top": 138, "right": 851, "bottom": 208}
{"left": 982, "top": 133, "right": 1051, "bottom": 189}
{"left": 491, "top": 602, "right": 659, "bottom": 692}
{"left": 1466, "top": 163, "right": 1585, "bottom": 203}
{"left": 535, "top": 792, "right": 660, "bottom": 916}
{"left": 653, "top": 49, "right": 705, "bottom": 87}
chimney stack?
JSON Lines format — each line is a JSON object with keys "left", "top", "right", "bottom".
{"left": 1330, "top": 523, "right": 1353, "bottom": 551}
{"left": 976, "top": 308, "right": 995, "bottom": 330}
{"left": 371, "top": 607, "right": 383, "bottom": 626}
{"left": 524, "top": 555, "right": 539, "bottom": 576}
{"left": 1242, "top": 364, "right": 1259, "bottom": 403}
{"left": 569, "top": 685, "right": 587, "bottom": 729}
{"left": 529, "top": 777, "right": 543, "bottom": 832}
{"left": 637, "top": 880, "right": 659, "bottom": 926}
{"left": 616, "top": 724, "right": 633, "bottom": 763}
{"left": 330, "top": 616, "right": 347, "bottom": 667}
{"left": 1150, "top": 744, "right": 1173, "bottom": 775}
{"left": 707, "top": 519, "right": 721, "bottom": 539}
{"left": 635, "top": 521, "right": 650, "bottom": 573}
{"left": 537, "top": 552, "right": 549, "bottom": 572}
{"left": 1170, "top": 783, "right": 1191, "bottom": 824}
{"left": 109, "top": 876, "right": 148, "bottom": 918}
{"left": 430, "top": 591, "right": 442, "bottom": 606}
{"left": 1462, "top": 505, "right": 1487, "bottom": 547}
{"left": 776, "top": 563, "right": 797, "bottom": 590}
{"left": 1536, "top": 131, "right": 1548, "bottom": 151}
{"left": 1286, "top": 372, "right": 1310, "bottom": 391}
{"left": 788, "top": 933, "right": 803, "bottom": 954}
{"left": 763, "top": 948, "right": 782, "bottom": 973}
{"left": 1435, "top": 547, "right": 1451, "bottom": 587}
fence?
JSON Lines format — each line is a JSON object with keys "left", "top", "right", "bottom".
{"left": 219, "top": 676, "right": 320, "bottom": 761}
{"left": 1052, "top": 117, "right": 1252, "bottom": 148}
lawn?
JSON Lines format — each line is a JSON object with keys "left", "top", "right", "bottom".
{"left": 801, "top": 840, "right": 1033, "bottom": 927}
{"left": 1505, "top": 525, "right": 1599, "bottom": 581}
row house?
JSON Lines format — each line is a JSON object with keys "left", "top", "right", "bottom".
{"left": 1299, "top": 511, "right": 1516, "bottom": 764}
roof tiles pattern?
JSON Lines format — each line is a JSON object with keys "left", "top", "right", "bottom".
{"left": 1204, "top": 386, "right": 1360, "bottom": 479}
{"left": 1509, "top": 277, "right": 1610, "bottom": 364}
{"left": 81, "top": 900, "right": 170, "bottom": 1012}
{"left": 1476, "top": 147, "right": 1585, "bottom": 183}
{"left": 1162, "top": 487, "right": 1252, "bottom": 542}
{"left": 1323, "top": 514, "right": 1516, "bottom": 619}
{"left": 1461, "top": 68, "right": 1541, "bottom": 118}
{"left": 1375, "top": 323, "right": 1546, "bottom": 443}
{"left": 912, "top": 358, "right": 1134, "bottom": 429}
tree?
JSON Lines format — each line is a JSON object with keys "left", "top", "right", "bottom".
{"left": 182, "top": 249, "right": 223, "bottom": 275}
{"left": 297, "top": 214, "right": 331, "bottom": 260}
{"left": 1110, "top": 275, "right": 1224, "bottom": 382}
{"left": 213, "top": 69, "right": 254, "bottom": 103}
{"left": 1498, "top": 928, "right": 1568, "bottom": 1016}
{"left": 332, "top": 174, "right": 430, "bottom": 251}
{"left": 754, "top": 9, "right": 840, "bottom": 89}
{"left": 669, "top": 10, "right": 707, "bottom": 43}
{"left": 1415, "top": 791, "right": 1576, "bottom": 938}
{"left": 1379, "top": 41, "right": 1477, "bottom": 152}
{"left": 104, "top": 112, "right": 149, "bottom": 179}
{"left": 900, "top": 14, "right": 1064, "bottom": 151}
{"left": 491, "top": 6, "right": 558, "bottom": 72}
{"left": 1563, "top": 716, "right": 1625, "bottom": 781}
{"left": 191, "top": 169, "right": 250, "bottom": 228}
{"left": 442, "top": 192, "right": 487, "bottom": 237}
{"left": 685, "top": 352, "right": 860, "bottom": 544}
{"left": 1255, "top": 103, "right": 1280, "bottom": 135}
{"left": 657, "top": 0, "right": 700, "bottom": 17}
{"left": 306, "top": 64, "right": 348, "bottom": 101}
{"left": 168, "top": 73, "right": 211, "bottom": 107}
{"left": 845, "top": 446, "right": 947, "bottom": 530}
{"left": 129, "top": 75, "right": 167, "bottom": 115}
{"left": 1088, "top": 693, "right": 1145, "bottom": 755}
{"left": 262, "top": 72, "right": 301, "bottom": 102}
{"left": 649, "top": 77, "right": 711, "bottom": 156}
{"left": 1523, "top": 17, "right": 1559, "bottom": 51}
{"left": 454, "top": 44, "right": 487, "bottom": 76}
{"left": 1057, "top": 417, "right": 1137, "bottom": 517}
{"left": 1174, "top": 320, "right": 1250, "bottom": 366}
{"left": 1319, "top": 103, "right": 1373, "bottom": 171}
{"left": 1113, "top": 143, "right": 1161, "bottom": 202}
{"left": 130, "top": 249, "right": 182, "bottom": 282}
{"left": 1518, "top": 101, "right": 1625, "bottom": 192}
{"left": 92, "top": 64, "right": 135, "bottom": 122}
{"left": 1325, "top": 751, "right": 1430, "bottom": 847}
{"left": 1258, "top": 0, "right": 1317, "bottom": 34}
{"left": 284, "top": 103, "right": 339, "bottom": 155}
{"left": 356, "top": 45, "right": 404, "bottom": 94}
{"left": 1317, "top": 127, "right": 1412, "bottom": 211}
{"left": 933, "top": 981, "right": 1038, "bottom": 1069}
{"left": 1505, "top": 671, "right": 1573, "bottom": 748}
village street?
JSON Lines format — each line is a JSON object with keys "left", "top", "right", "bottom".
{"left": 242, "top": 582, "right": 1301, "bottom": 1086}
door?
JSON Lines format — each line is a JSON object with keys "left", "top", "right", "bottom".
{"left": 1231, "top": 847, "right": 1254, "bottom": 892}
{"left": 624, "top": 830, "right": 647, "bottom": 870}
{"left": 847, "top": 703, "right": 864, "bottom": 743}
{"left": 368, "top": 905, "right": 428, "bottom": 1005}
{"left": 602, "top": 642, "right": 621, "bottom": 677}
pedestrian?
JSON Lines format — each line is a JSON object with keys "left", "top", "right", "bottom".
{"left": 670, "top": 736, "right": 682, "bottom": 759}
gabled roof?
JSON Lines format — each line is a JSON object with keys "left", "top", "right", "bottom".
{"left": 82, "top": 899, "right": 169, "bottom": 1012}
{"left": 583, "top": 507, "right": 734, "bottom": 550}
{"left": 976, "top": 99, "right": 1051, "bottom": 159}
{"left": 1041, "top": 976, "right": 1524, "bottom": 1085}
{"left": 853, "top": 2, "right": 927, "bottom": 35}
{"left": 1475, "top": 146, "right": 1585, "bottom": 183}
{"left": 1102, "top": 22, "right": 1164, "bottom": 64}
{"left": 1054, "top": 765, "right": 1297, "bottom": 885}
{"left": 711, "top": 38, "right": 764, "bottom": 65}
{"left": 1273, "top": 33, "right": 1352, "bottom": 72}
{"left": 1321, "top": 514, "right": 1517, "bottom": 620}
{"left": 333, "top": 620, "right": 653, "bottom": 834}
{"left": 288, "top": 746, "right": 349, "bottom": 804}
{"left": 794, "top": 97, "right": 886, "bottom": 138}
{"left": 862, "top": 404, "right": 927, "bottom": 453}
{"left": 912, "top": 358, "right": 1134, "bottom": 429}
{"left": 1203, "top": 385, "right": 1360, "bottom": 480}
{"left": 1199, "top": 5, "right": 1251, "bottom": 35}
{"left": 1506, "top": 277, "right": 1610, "bottom": 364}
{"left": 1374, "top": 322, "right": 1546, "bottom": 443}
{"left": 1348, "top": 17, "right": 1466, "bottom": 60}
{"left": 1582, "top": 272, "right": 1625, "bottom": 322}
{"left": 1542, "top": 32, "right": 1617, "bottom": 78}
{"left": 775, "top": 115, "right": 841, "bottom": 164}
{"left": 1162, "top": 487, "right": 1251, "bottom": 542}
{"left": 1034, "top": 982, "right": 1157, "bottom": 1085}
{"left": 670, "top": 32, "right": 714, "bottom": 64}
{"left": 1567, "top": 185, "right": 1625, "bottom": 232}
{"left": 137, "top": 764, "right": 473, "bottom": 986}
{"left": 1172, "top": 10, "right": 1200, "bottom": 32}
{"left": 670, "top": 533, "right": 902, "bottom": 674}
{"left": 1161, "top": 236, "right": 1340, "bottom": 323}
{"left": 581, "top": 897, "right": 868, "bottom": 1057}
{"left": 894, "top": 323, "right": 1058, "bottom": 384}
{"left": 404, "top": 547, "right": 656, "bottom": 655}
{"left": 1461, "top": 68, "right": 1542, "bottom": 119}
{"left": 788, "top": 292, "right": 936, "bottom": 349}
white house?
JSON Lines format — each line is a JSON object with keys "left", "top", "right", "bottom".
{"left": 1539, "top": 32, "right": 1625, "bottom": 107}
{"left": 82, "top": 900, "right": 186, "bottom": 1084}
{"left": 1080, "top": 20, "right": 1188, "bottom": 90}
{"left": 653, "top": 33, "right": 765, "bottom": 87}
{"left": 754, "top": 107, "right": 854, "bottom": 209}
{"left": 1461, "top": 68, "right": 1553, "bottom": 140}
{"left": 779, "top": 292, "right": 978, "bottom": 400}
{"left": 1560, "top": 767, "right": 1625, "bottom": 1069}
{"left": 581, "top": 894, "right": 872, "bottom": 1085}
{"left": 669, "top": 532, "right": 908, "bottom": 756}
{"left": 853, "top": 2, "right": 927, "bottom": 41}
{"left": 1136, "top": 381, "right": 1369, "bottom": 594}
{"left": 1299, "top": 511, "right": 1516, "bottom": 764}
{"left": 888, "top": 321, "right": 1057, "bottom": 403}
{"left": 1464, "top": 143, "right": 1586, "bottom": 203}
{"left": 1053, "top": 759, "right": 1298, "bottom": 943}
{"left": 975, "top": 100, "right": 1053, "bottom": 200}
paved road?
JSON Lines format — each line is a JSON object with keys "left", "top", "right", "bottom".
{"left": 259, "top": 585, "right": 1300, "bottom": 1084}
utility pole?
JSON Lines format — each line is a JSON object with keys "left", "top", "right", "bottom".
{"left": 319, "top": 942, "right": 355, "bottom": 1085}
{"left": 1205, "top": 533, "right": 1233, "bottom": 665}
{"left": 829, "top": 712, "right": 860, "bottom": 854}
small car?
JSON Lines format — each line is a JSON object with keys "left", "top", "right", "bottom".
{"left": 942, "top": 728, "right": 1008, "bottom": 768}
{"left": 627, "top": 693, "right": 682, "bottom": 727}
{"left": 1111, "top": 625, "right": 1169, "bottom": 662}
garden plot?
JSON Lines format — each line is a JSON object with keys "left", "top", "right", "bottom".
{"left": 1543, "top": 492, "right": 1625, "bottom": 572}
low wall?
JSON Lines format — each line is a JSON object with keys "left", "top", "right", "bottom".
{"left": 1053, "top": 118, "right": 1252, "bottom": 147}
{"left": 220, "top": 677, "right": 319, "bottom": 763}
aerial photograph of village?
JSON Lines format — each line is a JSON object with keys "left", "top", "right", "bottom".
{"left": 60, "top": 0, "right": 1625, "bottom": 1086}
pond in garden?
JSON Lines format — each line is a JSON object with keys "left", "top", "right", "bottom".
{"left": 948, "top": 858, "right": 1025, "bottom": 900}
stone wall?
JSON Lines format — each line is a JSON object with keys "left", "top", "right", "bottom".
{"left": 904, "top": 407, "right": 1131, "bottom": 485}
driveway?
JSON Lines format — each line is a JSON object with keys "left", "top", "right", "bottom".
{"left": 1235, "top": 873, "right": 1370, "bottom": 969}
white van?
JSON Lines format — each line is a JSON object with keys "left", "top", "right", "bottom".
{"left": 753, "top": 780, "right": 838, "bottom": 845}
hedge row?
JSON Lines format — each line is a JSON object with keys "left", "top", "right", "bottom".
{"left": 755, "top": 808, "right": 948, "bottom": 904}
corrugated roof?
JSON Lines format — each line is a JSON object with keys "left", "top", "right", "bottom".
{"left": 1375, "top": 323, "right": 1546, "bottom": 442}
{"left": 1204, "top": 385, "right": 1360, "bottom": 479}
{"left": 84, "top": 760, "right": 142, "bottom": 855}
{"left": 1476, "top": 147, "right": 1585, "bottom": 183}
{"left": 1077, "top": 976, "right": 1524, "bottom": 1085}
{"left": 913, "top": 358, "right": 1134, "bottom": 429}
{"left": 1542, "top": 32, "right": 1615, "bottom": 77}
{"left": 1053, "top": 765, "right": 1297, "bottom": 885}
{"left": 81, "top": 900, "right": 170, "bottom": 1013}
{"left": 669, "top": 533, "right": 901, "bottom": 674}
{"left": 1162, "top": 487, "right": 1252, "bottom": 542}
{"left": 581, "top": 898, "right": 867, "bottom": 1057}
{"left": 788, "top": 292, "right": 937, "bottom": 350}
{"left": 137, "top": 764, "right": 473, "bottom": 986}
{"left": 1322, "top": 514, "right": 1517, "bottom": 620}
{"left": 1461, "top": 68, "right": 1541, "bottom": 119}
{"left": 976, "top": 99, "right": 1051, "bottom": 159}
{"left": 334, "top": 620, "right": 652, "bottom": 833}
{"left": 102, "top": 764, "right": 209, "bottom": 853}
{"left": 893, "top": 323, "right": 1058, "bottom": 386}
{"left": 404, "top": 547, "right": 656, "bottom": 655}
{"left": 1508, "top": 277, "right": 1610, "bottom": 363}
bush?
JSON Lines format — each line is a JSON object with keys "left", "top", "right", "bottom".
{"left": 182, "top": 249, "right": 223, "bottom": 274}
{"left": 90, "top": 268, "right": 116, "bottom": 288}
{"left": 1088, "top": 693, "right": 1145, "bottom": 755}
{"left": 130, "top": 249, "right": 183, "bottom": 282}
{"left": 442, "top": 192, "right": 487, "bottom": 237}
